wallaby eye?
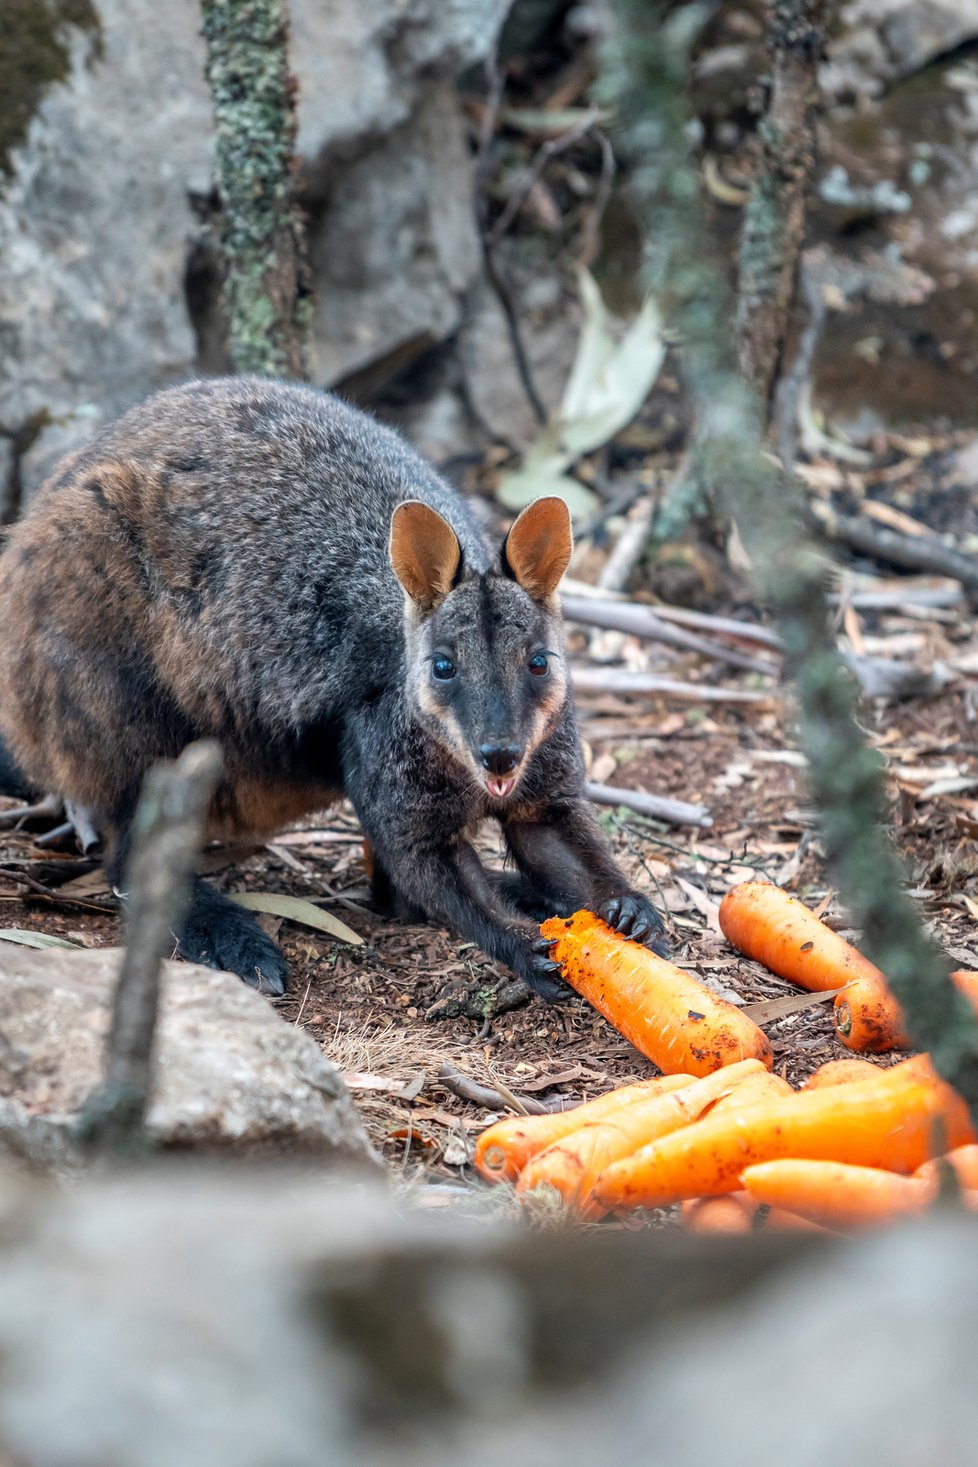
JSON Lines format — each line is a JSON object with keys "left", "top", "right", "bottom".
{"left": 431, "top": 656, "right": 457, "bottom": 682}
{"left": 528, "top": 652, "right": 549, "bottom": 677}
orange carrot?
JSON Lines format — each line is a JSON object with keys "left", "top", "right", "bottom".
{"left": 763, "top": 1208, "right": 837, "bottom": 1234}
{"left": 834, "top": 970, "right": 978, "bottom": 1053}
{"left": 915, "top": 1144, "right": 978, "bottom": 1190}
{"left": 473, "top": 1073, "right": 693, "bottom": 1183}
{"left": 516, "top": 1058, "right": 766, "bottom": 1217}
{"left": 802, "top": 1058, "right": 883, "bottom": 1089}
{"left": 591, "top": 1067, "right": 975, "bottom": 1211}
{"left": 682, "top": 1193, "right": 757, "bottom": 1234}
{"left": 704, "top": 1069, "right": 793, "bottom": 1116}
{"left": 741, "top": 1159, "right": 933, "bottom": 1229}
{"left": 718, "top": 881, "right": 884, "bottom": 992}
{"left": 540, "top": 910, "right": 772, "bottom": 1077}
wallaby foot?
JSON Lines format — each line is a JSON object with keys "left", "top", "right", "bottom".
{"left": 179, "top": 877, "right": 288, "bottom": 996}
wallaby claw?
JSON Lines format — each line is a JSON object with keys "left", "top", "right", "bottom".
{"left": 519, "top": 934, "right": 570, "bottom": 1004}
{"left": 599, "top": 892, "right": 669, "bottom": 957}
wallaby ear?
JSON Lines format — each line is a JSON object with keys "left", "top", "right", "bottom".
{"left": 501, "top": 496, "right": 573, "bottom": 601}
{"left": 389, "top": 500, "right": 462, "bottom": 612}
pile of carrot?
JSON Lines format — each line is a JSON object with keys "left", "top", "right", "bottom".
{"left": 470, "top": 890, "right": 978, "bottom": 1231}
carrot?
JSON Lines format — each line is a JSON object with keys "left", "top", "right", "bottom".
{"left": 704, "top": 1069, "right": 793, "bottom": 1116}
{"left": 718, "top": 881, "right": 884, "bottom": 993}
{"left": 741, "top": 1159, "right": 934, "bottom": 1229}
{"left": 473, "top": 1073, "right": 693, "bottom": 1183}
{"left": 540, "top": 910, "right": 773, "bottom": 1077}
{"left": 802, "top": 1058, "right": 883, "bottom": 1089}
{"left": 591, "top": 1066, "right": 975, "bottom": 1211}
{"left": 682, "top": 1193, "right": 757, "bottom": 1234}
{"left": 763, "top": 1208, "right": 837, "bottom": 1234}
{"left": 915, "top": 1144, "right": 978, "bottom": 1190}
{"left": 516, "top": 1058, "right": 766, "bottom": 1217}
{"left": 834, "top": 970, "right": 978, "bottom": 1053}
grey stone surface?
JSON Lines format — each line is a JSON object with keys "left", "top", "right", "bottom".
{"left": 824, "top": 0, "right": 978, "bottom": 97}
{"left": 0, "top": 946, "right": 374, "bottom": 1161}
{"left": 1, "top": 1165, "right": 978, "bottom": 1467}
{"left": 0, "top": 0, "right": 510, "bottom": 494}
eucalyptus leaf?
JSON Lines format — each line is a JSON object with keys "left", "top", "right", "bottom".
{"left": 496, "top": 459, "right": 599, "bottom": 516}
{"left": 232, "top": 892, "right": 363, "bottom": 945}
{"left": 0, "top": 928, "right": 82, "bottom": 951}
{"left": 501, "top": 106, "right": 609, "bottom": 136}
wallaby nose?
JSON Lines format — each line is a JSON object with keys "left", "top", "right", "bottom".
{"left": 479, "top": 743, "right": 522, "bottom": 775}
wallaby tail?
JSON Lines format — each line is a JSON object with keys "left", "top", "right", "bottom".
{"left": 0, "top": 733, "right": 29, "bottom": 798}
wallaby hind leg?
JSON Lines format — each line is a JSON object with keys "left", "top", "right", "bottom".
{"left": 107, "top": 819, "right": 288, "bottom": 996}
{"left": 492, "top": 869, "right": 574, "bottom": 924}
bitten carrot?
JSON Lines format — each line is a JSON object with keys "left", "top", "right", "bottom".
{"left": 802, "top": 1058, "right": 883, "bottom": 1089}
{"left": 915, "top": 1144, "right": 978, "bottom": 1190}
{"left": 540, "top": 910, "right": 773, "bottom": 1077}
{"left": 718, "top": 881, "right": 884, "bottom": 992}
{"left": 591, "top": 1067, "right": 974, "bottom": 1211}
{"left": 834, "top": 970, "right": 978, "bottom": 1053}
{"left": 516, "top": 1058, "right": 766, "bottom": 1217}
{"left": 741, "top": 1159, "right": 933, "bottom": 1229}
{"left": 473, "top": 1073, "right": 693, "bottom": 1183}
{"left": 682, "top": 1193, "right": 757, "bottom": 1234}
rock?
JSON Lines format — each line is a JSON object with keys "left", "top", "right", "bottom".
{"left": 0, "top": 947, "right": 375, "bottom": 1164}
{"left": 3, "top": 1164, "right": 978, "bottom": 1467}
{"left": 307, "top": 84, "right": 482, "bottom": 389}
{"left": 824, "top": 0, "right": 978, "bottom": 98}
{"left": 0, "top": 0, "right": 510, "bottom": 496}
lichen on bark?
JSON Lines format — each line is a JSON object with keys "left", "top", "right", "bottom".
{"left": 200, "top": 0, "right": 311, "bottom": 379}
{"left": 604, "top": 0, "right": 978, "bottom": 1109}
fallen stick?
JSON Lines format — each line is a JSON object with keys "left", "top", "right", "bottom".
{"left": 811, "top": 502, "right": 978, "bottom": 597}
{"left": 78, "top": 740, "right": 223, "bottom": 1156}
{"left": 586, "top": 780, "right": 712, "bottom": 828}
{"left": 571, "top": 666, "right": 773, "bottom": 703}
{"left": 436, "top": 1063, "right": 576, "bottom": 1116}
{"left": 597, "top": 496, "right": 657, "bottom": 593}
{"left": 562, "top": 594, "right": 779, "bottom": 675}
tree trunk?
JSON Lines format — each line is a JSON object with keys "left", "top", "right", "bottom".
{"left": 736, "top": 0, "right": 828, "bottom": 415}
{"left": 200, "top": 0, "right": 311, "bottom": 379}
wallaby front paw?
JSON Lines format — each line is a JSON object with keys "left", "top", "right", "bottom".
{"left": 599, "top": 893, "right": 668, "bottom": 955}
{"left": 515, "top": 933, "right": 573, "bottom": 1004}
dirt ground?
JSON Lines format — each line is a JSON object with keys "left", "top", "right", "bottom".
{"left": 3, "top": 573, "right": 976, "bottom": 1203}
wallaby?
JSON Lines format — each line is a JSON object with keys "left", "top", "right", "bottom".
{"left": 0, "top": 377, "right": 666, "bottom": 998}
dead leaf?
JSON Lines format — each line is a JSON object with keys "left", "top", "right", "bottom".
{"left": 741, "top": 989, "right": 841, "bottom": 1022}
{"left": 0, "top": 928, "right": 82, "bottom": 951}
{"left": 231, "top": 891, "right": 363, "bottom": 945}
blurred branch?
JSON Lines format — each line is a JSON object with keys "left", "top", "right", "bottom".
{"left": 79, "top": 741, "right": 222, "bottom": 1157}
{"left": 603, "top": 0, "right": 978, "bottom": 1107}
{"left": 201, "top": 0, "right": 311, "bottom": 378}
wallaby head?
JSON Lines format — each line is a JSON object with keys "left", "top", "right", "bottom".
{"left": 389, "top": 496, "right": 573, "bottom": 801}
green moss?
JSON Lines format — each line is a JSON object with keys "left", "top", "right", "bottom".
{"left": 0, "top": 0, "right": 100, "bottom": 180}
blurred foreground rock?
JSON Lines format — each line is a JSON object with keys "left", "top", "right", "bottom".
{"left": 0, "top": 1165, "right": 976, "bottom": 1466}
{"left": 0, "top": 947, "right": 373, "bottom": 1166}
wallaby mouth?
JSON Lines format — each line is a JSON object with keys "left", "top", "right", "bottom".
{"left": 484, "top": 772, "right": 518, "bottom": 800}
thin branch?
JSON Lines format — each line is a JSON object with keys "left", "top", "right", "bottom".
{"left": 476, "top": 53, "right": 548, "bottom": 426}
{"left": 78, "top": 741, "right": 223, "bottom": 1156}
{"left": 586, "top": 781, "right": 713, "bottom": 829}
{"left": 562, "top": 593, "right": 780, "bottom": 675}
{"left": 571, "top": 667, "right": 772, "bottom": 704}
